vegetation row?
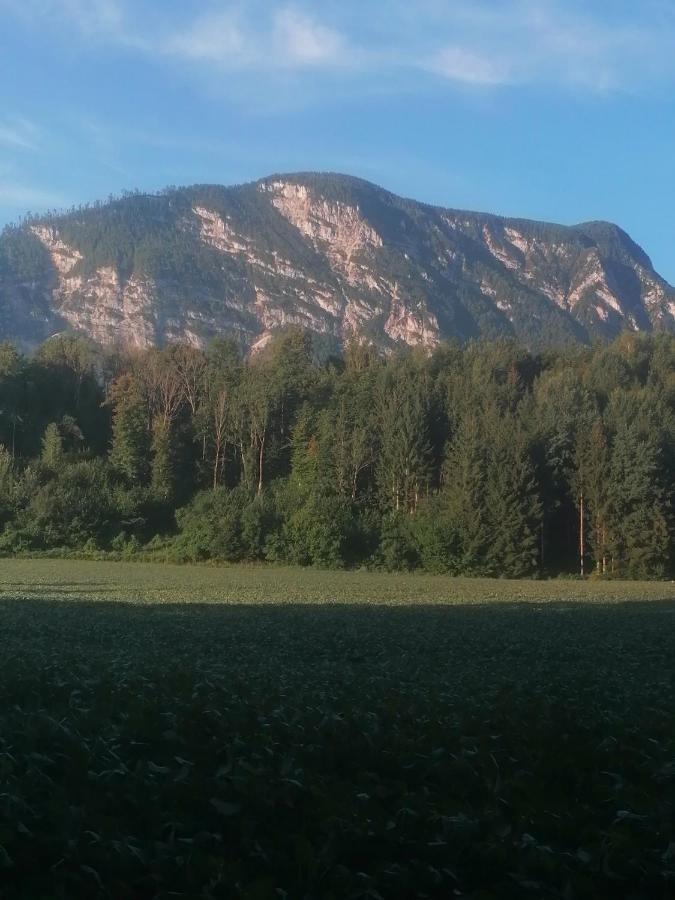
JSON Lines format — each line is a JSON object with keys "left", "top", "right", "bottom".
{"left": 0, "top": 330, "right": 673, "bottom": 578}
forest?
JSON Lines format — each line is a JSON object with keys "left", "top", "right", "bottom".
{"left": 0, "top": 329, "right": 672, "bottom": 578}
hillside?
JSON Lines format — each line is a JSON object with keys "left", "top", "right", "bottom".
{"left": 1, "top": 172, "right": 674, "bottom": 350}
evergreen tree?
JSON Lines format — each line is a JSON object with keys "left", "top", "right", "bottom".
{"left": 0, "top": 331, "right": 670, "bottom": 576}
{"left": 329, "top": 362, "right": 379, "bottom": 501}
{"left": 151, "top": 419, "right": 175, "bottom": 502}
{"left": 376, "top": 360, "right": 432, "bottom": 514}
{"left": 41, "top": 423, "right": 64, "bottom": 471}
{"left": 0, "top": 343, "right": 24, "bottom": 456}
{"left": 109, "top": 374, "right": 150, "bottom": 484}
{"left": 441, "top": 414, "right": 488, "bottom": 574}
{"left": 0, "top": 444, "right": 16, "bottom": 526}
{"left": 574, "top": 418, "right": 610, "bottom": 574}
{"left": 607, "top": 423, "right": 670, "bottom": 577}
{"left": 530, "top": 367, "right": 596, "bottom": 571}
{"left": 483, "top": 413, "right": 542, "bottom": 578}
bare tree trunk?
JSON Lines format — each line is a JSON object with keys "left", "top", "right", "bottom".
{"left": 257, "top": 432, "right": 265, "bottom": 495}
{"left": 595, "top": 516, "right": 601, "bottom": 574}
{"left": 239, "top": 439, "right": 248, "bottom": 486}
{"left": 579, "top": 492, "right": 585, "bottom": 577}
{"left": 212, "top": 441, "right": 222, "bottom": 490}
{"left": 540, "top": 521, "right": 545, "bottom": 572}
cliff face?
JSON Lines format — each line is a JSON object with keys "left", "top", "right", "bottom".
{"left": 1, "top": 173, "right": 673, "bottom": 352}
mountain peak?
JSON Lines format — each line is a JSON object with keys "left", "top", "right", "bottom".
{"left": 1, "top": 173, "right": 673, "bottom": 352}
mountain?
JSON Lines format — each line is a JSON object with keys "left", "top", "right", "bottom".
{"left": 1, "top": 172, "right": 674, "bottom": 352}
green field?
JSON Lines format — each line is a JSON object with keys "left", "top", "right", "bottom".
{"left": 1, "top": 560, "right": 674, "bottom": 899}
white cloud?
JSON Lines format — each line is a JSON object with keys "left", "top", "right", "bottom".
{"left": 428, "top": 46, "right": 511, "bottom": 86}
{"left": 423, "top": 0, "right": 675, "bottom": 92}
{"left": 273, "top": 8, "right": 345, "bottom": 67}
{"left": 164, "top": 11, "right": 250, "bottom": 66}
{"left": 161, "top": 5, "right": 347, "bottom": 71}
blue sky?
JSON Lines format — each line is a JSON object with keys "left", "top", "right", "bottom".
{"left": 2, "top": 0, "right": 675, "bottom": 278}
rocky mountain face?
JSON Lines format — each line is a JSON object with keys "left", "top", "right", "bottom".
{"left": 1, "top": 173, "right": 674, "bottom": 352}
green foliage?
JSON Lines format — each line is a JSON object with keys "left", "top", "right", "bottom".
{"left": 0, "top": 444, "right": 16, "bottom": 526}
{"left": 109, "top": 374, "right": 150, "bottom": 483}
{"left": 378, "top": 512, "right": 419, "bottom": 571}
{"left": 607, "top": 422, "right": 670, "bottom": 577}
{"left": 3, "top": 558, "right": 674, "bottom": 897}
{"left": 0, "top": 226, "right": 51, "bottom": 280}
{"left": 411, "top": 496, "right": 461, "bottom": 573}
{"left": 174, "top": 486, "right": 253, "bottom": 562}
{"left": 40, "top": 422, "right": 64, "bottom": 470}
{"left": 376, "top": 356, "right": 433, "bottom": 514}
{"left": 150, "top": 419, "right": 174, "bottom": 502}
{"left": 441, "top": 415, "right": 491, "bottom": 574}
{"left": 6, "top": 172, "right": 669, "bottom": 356}
{"left": 276, "top": 490, "right": 355, "bottom": 568}
{"left": 0, "top": 332, "right": 673, "bottom": 576}
{"left": 482, "top": 414, "right": 542, "bottom": 577}
{"left": 13, "top": 459, "right": 119, "bottom": 549}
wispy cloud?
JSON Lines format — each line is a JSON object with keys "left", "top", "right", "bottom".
{"left": 420, "top": 0, "right": 675, "bottom": 91}
{"left": 0, "top": 0, "right": 143, "bottom": 49}
{"left": 273, "top": 8, "right": 345, "bottom": 67}
{"left": 163, "top": 10, "right": 249, "bottom": 66}
{"left": 0, "top": 181, "right": 66, "bottom": 210}
{"left": 57, "top": 0, "right": 126, "bottom": 37}
{"left": 0, "top": 118, "right": 40, "bottom": 151}
{"left": 162, "top": 5, "right": 348, "bottom": 71}
{"left": 3, "top": 0, "right": 675, "bottom": 93}
{"left": 428, "top": 46, "right": 512, "bottom": 87}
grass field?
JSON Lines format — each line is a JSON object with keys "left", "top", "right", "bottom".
{"left": 1, "top": 559, "right": 674, "bottom": 898}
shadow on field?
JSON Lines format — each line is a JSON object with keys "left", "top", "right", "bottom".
{"left": 4, "top": 592, "right": 675, "bottom": 616}
{"left": 2, "top": 594, "right": 675, "bottom": 900}
{"left": 3, "top": 593, "right": 675, "bottom": 673}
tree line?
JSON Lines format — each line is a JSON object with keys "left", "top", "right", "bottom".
{"left": 0, "top": 330, "right": 672, "bottom": 577}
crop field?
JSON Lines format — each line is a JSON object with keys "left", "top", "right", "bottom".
{"left": 0, "top": 560, "right": 674, "bottom": 899}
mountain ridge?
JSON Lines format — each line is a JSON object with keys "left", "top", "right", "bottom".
{"left": 1, "top": 171, "right": 673, "bottom": 352}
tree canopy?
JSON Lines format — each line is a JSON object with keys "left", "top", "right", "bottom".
{"left": 0, "top": 330, "right": 672, "bottom": 577}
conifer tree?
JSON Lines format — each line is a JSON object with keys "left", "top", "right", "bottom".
{"left": 151, "top": 419, "right": 174, "bottom": 502}
{"left": 441, "top": 414, "right": 488, "bottom": 574}
{"left": 530, "top": 367, "right": 596, "bottom": 570}
{"left": 607, "top": 422, "right": 670, "bottom": 577}
{"left": 0, "top": 329, "right": 671, "bottom": 574}
{"left": 482, "top": 412, "right": 542, "bottom": 577}
{"left": 575, "top": 418, "right": 610, "bottom": 574}
{"left": 41, "top": 423, "right": 64, "bottom": 471}
{"left": 376, "top": 362, "right": 432, "bottom": 514}
{"left": 0, "top": 444, "right": 16, "bottom": 525}
{"left": 288, "top": 406, "right": 326, "bottom": 497}
{"left": 330, "top": 372, "right": 377, "bottom": 501}
{"left": 109, "top": 375, "right": 150, "bottom": 484}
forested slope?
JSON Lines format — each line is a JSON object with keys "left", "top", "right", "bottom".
{"left": 1, "top": 173, "right": 674, "bottom": 351}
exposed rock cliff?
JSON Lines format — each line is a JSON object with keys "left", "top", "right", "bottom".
{"left": 1, "top": 172, "right": 673, "bottom": 351}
